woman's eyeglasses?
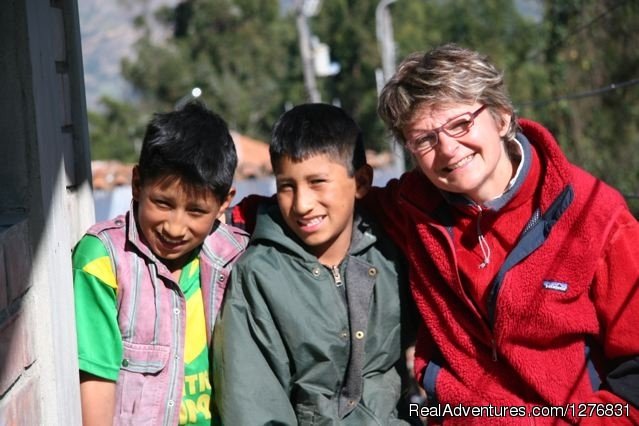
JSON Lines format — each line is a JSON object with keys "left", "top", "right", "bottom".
{"left": 406, "top": 105, "right": 488, "bottom": 154}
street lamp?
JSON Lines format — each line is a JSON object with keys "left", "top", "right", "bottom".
{"left": 174, "top": 87, "right": 202, "bottom": 110}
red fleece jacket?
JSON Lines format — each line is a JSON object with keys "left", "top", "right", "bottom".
{"left": 366, "top": 119, "right": 639, "bottom": 425}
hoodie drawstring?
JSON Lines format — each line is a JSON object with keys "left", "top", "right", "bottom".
{"left": 476, "top": 207, "right": 491, "bottom": 268}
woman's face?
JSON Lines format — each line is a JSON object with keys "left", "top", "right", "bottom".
{"left": 402, "top": 102, "right": 513, "bottom": 204}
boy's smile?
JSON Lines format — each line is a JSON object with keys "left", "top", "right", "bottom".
{"left": 275, "top": 153, "right": 370, "bottom": 266}
{"left": 132, "top": 169, "right": 232, "bottom": 273}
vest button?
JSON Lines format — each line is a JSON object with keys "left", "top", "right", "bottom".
{"left": 167, "top": 400, "right": 174, "bottom": 407}
{"left": 218, "top": 274, "right": 225, "bottom": 281}
{"left": 121, "top": 359, "right": 129, "bottom": 367}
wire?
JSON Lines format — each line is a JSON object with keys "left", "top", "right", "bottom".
{"left": 526, "top": 0, "right": 629, "bottom": 63}
{"left": 516, "top": 77, "right": 639, "bottom": 109}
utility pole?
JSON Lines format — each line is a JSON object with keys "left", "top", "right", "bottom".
{"left": 375, "top": 0, "right": 405, "bottom": 176}
{"left": 295, "top": 0, "right": 321, "bottom": 103}
{"left": 376, "top": 0, "right": 397, "bottom": 85}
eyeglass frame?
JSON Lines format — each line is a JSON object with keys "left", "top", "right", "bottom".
{"left": 405, "top": 104, "right": 488, "bottom": 154}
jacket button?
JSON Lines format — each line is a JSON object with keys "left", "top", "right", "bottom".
{"left": 121, "top": 359, "right": 129, "bottom": 367}
{"left": 340, "top": 330, "right": 348, "bottom": 339}
{"left": 312, "top": 267, "right": 320, "bottom": 276}
{"left": 355, "top": 331, "right": 365, "bottom": 339}
{"left": 368, "top": 268, "right": 377, "bottom": 276}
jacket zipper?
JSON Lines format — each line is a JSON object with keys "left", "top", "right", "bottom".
{"left": 330, "top": 265, "right": 343, "bottom": 287}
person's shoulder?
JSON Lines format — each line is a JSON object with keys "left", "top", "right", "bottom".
{"left": 201, "top": 221, "right": 250, "bottom": 265}
{"left": 569, "top": 164, "right": 626, "bottom": 207}
{"left": 235, "top": 241, "right": 280, "bottom": 268}
{"left": 73, "top": 234, "right": 111, "bottom": 269}
{"left": 215, "top": 221, "right": 250, "bottom": 246}
{"left": 86, "top": 213, "right": 128, "bottom": 235}
{"left": 355, "top": 210, "right": 404, "bottom": 258}
{"left": 206, "top": 222, "right": 250, "bottom": 246}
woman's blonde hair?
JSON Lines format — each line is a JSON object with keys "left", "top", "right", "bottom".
{"left": 378, "top": 43, "right": 519, "bottom": 144}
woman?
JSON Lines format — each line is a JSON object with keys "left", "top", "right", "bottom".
{"left": 367, "top": 44, "right": 639, "bottom": 425}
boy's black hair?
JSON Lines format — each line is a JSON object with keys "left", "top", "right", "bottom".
{"left": 270, "top": 103, "right": 366, "bottom": 175}
{"left": 137, "top": 101, "right": 237, "bottom": 201}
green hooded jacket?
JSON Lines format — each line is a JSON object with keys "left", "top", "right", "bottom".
{"left": 213, "top": 204, "right": 412, "bottom": 425}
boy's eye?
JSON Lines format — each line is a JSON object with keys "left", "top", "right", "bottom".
{"left": 154, "top": 199, "right": 171, "bottom": 208}
{"left": 276, "top": 183, "right": 294, "bottom": 192}
{"left": 310, "top": 179, "right": 327, "bottom": 185}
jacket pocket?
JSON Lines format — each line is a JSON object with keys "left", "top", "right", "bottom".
{"left": 116, "top": 341, "right": 170, "bottom": 425}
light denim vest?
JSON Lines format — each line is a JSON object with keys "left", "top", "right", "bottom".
{"left": 86, "top": 208, "right": 248, "bottom": 425}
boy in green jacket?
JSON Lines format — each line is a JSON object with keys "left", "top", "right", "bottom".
{"left": 213, "top": 103, "right": 415, "bottom": 425}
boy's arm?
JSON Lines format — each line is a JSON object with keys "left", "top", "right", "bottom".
{"left": 80, "top": 372, "right": 116, "bottom": 426}
{"left": 73, "top": 235, "right": 122, "bottom": 424}
{"left": 213, "top": 265, "right": 296, "bottom": 425}
{"left": 226, "top": 194, "right": 275, "bottom": 233}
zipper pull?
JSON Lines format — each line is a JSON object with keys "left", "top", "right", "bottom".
{"left": 331, "top": 265, "right": 343, "bottom": 287}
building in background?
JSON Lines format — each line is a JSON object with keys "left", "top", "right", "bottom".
{"left": 0, "top": 1, "right": 93, "bottom": 423}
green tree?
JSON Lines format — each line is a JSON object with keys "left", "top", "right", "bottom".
{"left": 121, "top": 0, "right": 302, "bottom": 140}
{"left": 88, "top": 96, "right": 148, "bottom": 162}
{"left": 87, "top": 0, "right": 638, "bottom": 215}
{"left": 521, "top": 0, "right": 639, "bottom": 214}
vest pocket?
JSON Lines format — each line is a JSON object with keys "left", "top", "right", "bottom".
{"left": 116, "top": 341, "right": 170, "bottom": 425}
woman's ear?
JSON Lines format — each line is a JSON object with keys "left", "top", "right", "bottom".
{"left": 498, "top": 111, "right": 513, "bottom": 137}
{"left": 354, "top": 164, "right": 373, "bottom": 199}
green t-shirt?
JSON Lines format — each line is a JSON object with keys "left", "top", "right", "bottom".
{"left": 73, "top": 235, "right": 217, "bottom": 425}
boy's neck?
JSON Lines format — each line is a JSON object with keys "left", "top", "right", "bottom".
{"left": 313, "top": 229, "right": 353, "bottom": 267}
{"left": 160, "top": 248, "right": 199, "bottom": 281}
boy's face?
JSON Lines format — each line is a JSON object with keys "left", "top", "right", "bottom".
{"left": 132, "top": 169, "right": 233, "bottom": 271}
{"left": 275, "top": 153, "right": 371, "bottom": 266}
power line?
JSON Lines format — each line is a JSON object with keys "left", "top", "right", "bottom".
{"left": 517, "top": 77, "right": 639, "bottom": 109}
{"left": 526, "top": 0, "right": 629, "bottom": 63}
